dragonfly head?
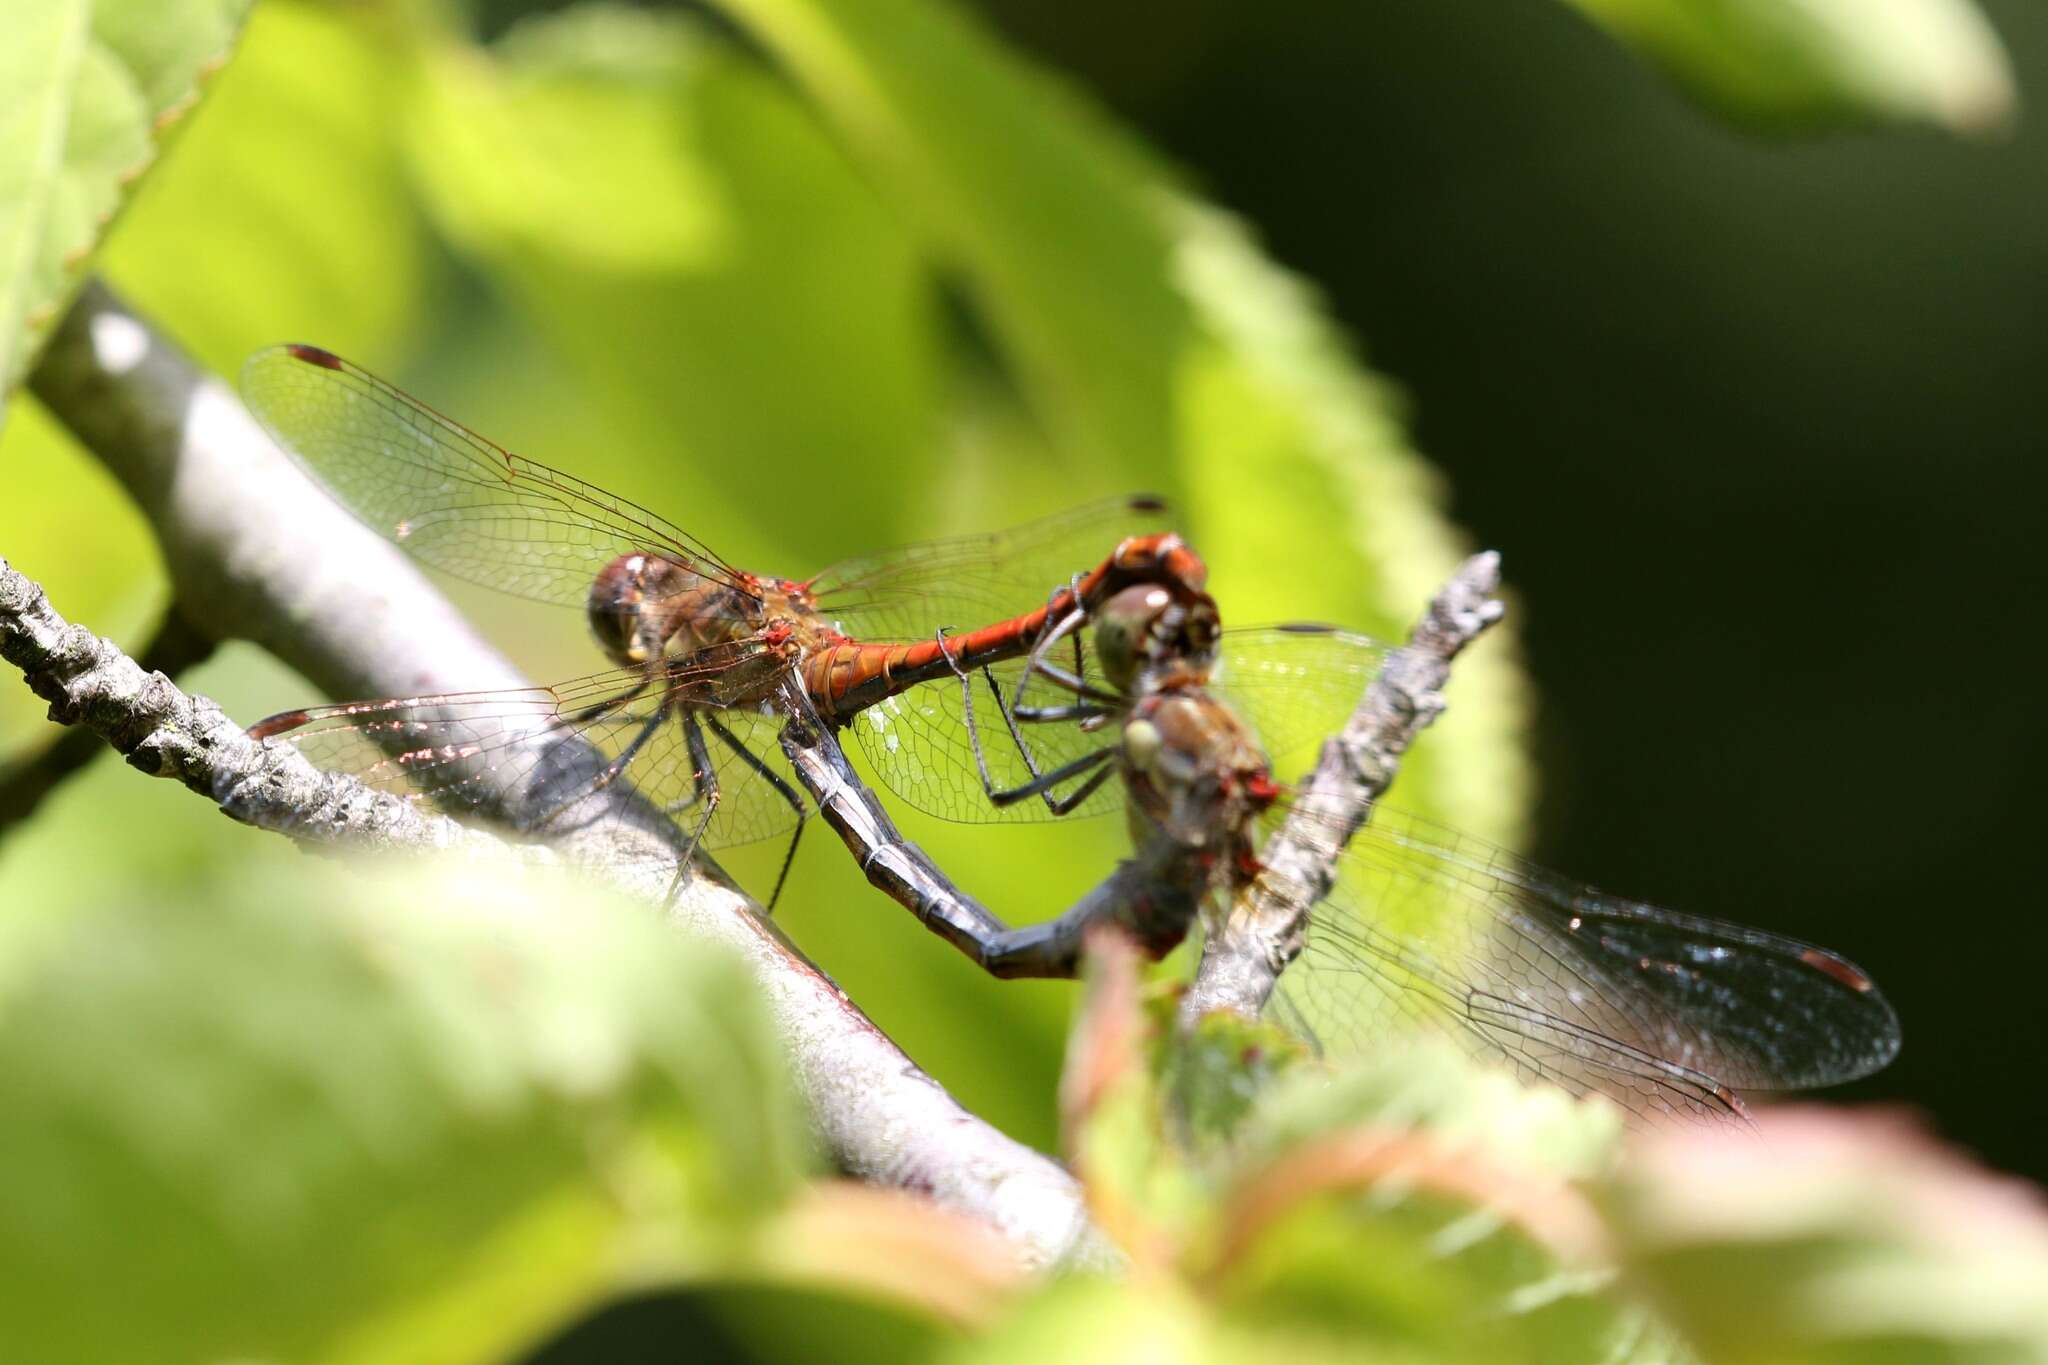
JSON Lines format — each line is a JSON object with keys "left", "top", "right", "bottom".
{"left": 1093, "top": 583, "right": 1221, "bottom": 695}
{"left": 1121, "top": 690, "right": 1275, "bottom": 850}
{"left": 588, "top": 553, "right": 695, "bottom": 666}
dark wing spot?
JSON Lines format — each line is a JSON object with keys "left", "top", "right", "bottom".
{"left": 285, "top": 343, "right": 344, "bottom": 370}
{"left": 1801, "top": 946, "right": 1876, "bottom": 992}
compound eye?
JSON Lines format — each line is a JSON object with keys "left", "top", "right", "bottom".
{"left": 1122, "top": 717, "right": 1162, "bottom": 773}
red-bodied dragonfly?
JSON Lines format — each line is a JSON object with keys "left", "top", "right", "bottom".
{"left": 879, "top": 581, "right": 1901, "bottom": 1120}
{"left": 239, "top": 344, "right": 1207, "bottom": 942}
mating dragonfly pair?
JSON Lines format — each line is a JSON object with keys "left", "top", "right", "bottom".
{"left": 239, "top": 344, "right": 1901, "bottom": 1123}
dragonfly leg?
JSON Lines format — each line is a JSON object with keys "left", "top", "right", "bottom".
{"left": 703, "top": 711, "right": 808, "bottom": 912}
{"left": 984, "top": 744, "right": 1115, "bottom": 812}
{"left": 939, "top": 626, "right": 1052, "bottom": 803}
{"left": 782, "top": 679, "right": 1200, "bottom": 980}
{"left": 659, "top": 706, "right": 720, "bottom": 818}
{"left": 659, "top": 709, "right": 723, "bottom": 907}
{"left": 529, "top": 692, "right": 670, "bottom": 831}
{"left": 779, "top": 681, "right": 1045, "bottom": 971}
{"left": 943, "top": 627, "right": 1112, "bottom": 813}
{"left": 564, "top": 670, "right": 653, "bottom": 725}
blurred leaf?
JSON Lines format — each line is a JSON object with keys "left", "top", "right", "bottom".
{"left": 0, "top": 401, "right": 165, "bottom": 766}
{"left": 101, "top": 0, "right": 430, "bottom": 377}
{"left": 1058, "top": 929, "right": 1201, "bottom": 1266}
{"left": 709, "top": 0, "right": 1186, "bottom": 477}
{"left": 404, "top": 5, "right": 939, "bottom": 543}
{"left": 1560, "top": 0, "right": 2016, "bottom": 135}
{"left": 954, "top": 1274, "right": 1210, "bottom": 1365}
{"left": 0, "top": 0, "right": 249, "bottom": 390}
{"left": 1605, "top": 1108, "right": 2048, "bottom": 1364}
{"left": 1238, "top": 1043, "right": 1624, "bottom": 1187}
{"left": 0, "top": 859, "right": 806, "bottom": 1364}
{"left": 750, "top": 1181, "right": 1028, "bottom": 1328}
{"left": 1202, "top": 1043, "right": 1652, "bottom": 1363}
{"left": 701, "top": 0, "right": 1530, "bottom": 839}
{"left": 1169, "top": 202, "right": 1532, "bottom": 847}
{"left": 1166, "top": 1004, "right": 1307, "bottom": 1150}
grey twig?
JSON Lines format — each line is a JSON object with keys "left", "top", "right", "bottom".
{"left": 0, "top": 607, "right": 214, "bottom": 832}
{"left": 16, "top": 279, "right": 1100, "bottom": 1270}
{"left": 1180, "top": 552, "right": 1506, "bottom": 1026}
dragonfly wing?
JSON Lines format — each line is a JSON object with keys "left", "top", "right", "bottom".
{"left": 1270, "top": 805, "right": 1900, "bottom": 1119}
{"left": 1207, "top": 625, "right": 1395, "bottom": 776}
{"left": 251, "top": 672, "right": 809, "bottom": 852}
{"left": 848, "top": 655, "right": 1124, "bottom": 825}
{"left": 241, "top": 345, "right": 750, "bottom": 616}
{"left": 807, "top": 493, "right": 1175, "bottom": 643}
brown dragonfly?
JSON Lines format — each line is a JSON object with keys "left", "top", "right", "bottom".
{"left": 240, "top": 344, "right": 1208, "bottom": 948}
{"left": 879, "top": 581, "right": 1902, "bottom": 1119}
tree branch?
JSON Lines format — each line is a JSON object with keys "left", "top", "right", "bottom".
{"left": 16, "top": 279, "right": 1103, "bottom": 1270}
{"left": 0, "top": 607, "right": 214, "bottom": 832}
{"left": 1181, "top": 552, "right": 1506, "bottom": 1026}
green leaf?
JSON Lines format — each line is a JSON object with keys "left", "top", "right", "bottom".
{"left": 403, "top": 5, "right": 940, "bottom": 551}
{"left": 706, "top": 0, "right": 1187, "bottom": 478}
{"left": 0, "top": 858, "right": 806, "bottom": 1364}
{"left": 0, "top": 0, "right": 250, "bottom": 390}
{"left": 1166, "top": 1003, "right": 1308, "bottom": 1150}
{"left": 1603, "top": 1109, "right": 2048, "bottom": 1364}
{"left": 1559, "top": 0, "right": 2016, "bottom": 135}
{"left": 1204, "top": 1044, "right": 1654, "bottom": 1363}
{"left": 1168, "top": 202, "right": 1532, "bottom": 846}
{"left": 100, "top": 0, "right": 430, "bottom": 379}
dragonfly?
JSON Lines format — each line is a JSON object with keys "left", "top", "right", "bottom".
{"left": 239, "top": 344, "right": 1210, "bottom": 948}
{"left": 887, "top": 581, "right": 1903, "bottom": 1120}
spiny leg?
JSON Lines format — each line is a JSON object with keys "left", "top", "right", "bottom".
{"left": 985, "top": 744, "right": 1115, "bottom": 813}
{"left": 660, "top": 708, "right": 723, "bottom": 905}
{"left": 703, "top": 711, "right": 808, "bottom": 912}
{"left": 565, "top": 670, "right": 653, "bottom": 726}
{"left": 943, "top": 622, "right": 1114, "bottom": 813}
{"left": 533, "top": 691, "right": 670, "bottom": 831}
{"left": 941, "top": 627, "right": 1042, "bottom": 803}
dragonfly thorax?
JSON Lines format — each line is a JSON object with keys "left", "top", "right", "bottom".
{"left": 1122, "top": 690, "right": 1273, "bottom": 852}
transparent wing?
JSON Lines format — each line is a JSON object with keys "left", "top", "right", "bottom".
{"left": 807, "top": 493, "right": 1175, "bottom": 643}
{"left": 1207, "top": 625, "right": 1394, "bottom": 774}
{"left": 847, "top": 620, "right": 1392, "bottom": 828}
{"left": 847, "top": 652, "right": 1124, "bottom": 825}
{"left": 241, "top": 345, "right": 753, "bottom": 617}
{"left": 1267, "top": 805, "right": 1902, "bottom": 1120}
{"left": 248, "top": 666, "right": 808, "bottom": 853}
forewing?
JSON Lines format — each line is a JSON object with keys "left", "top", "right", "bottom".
{"left": 249, "top": 669, "right": 807, "bottom": 853}
{"left": 1207, "top": 625, "right": 1394, "bottom": 775}
{"left": 807, "top": 493, "right": 1175, "bottom": 643}
{"left": 241, "top": 345, "right": 749, "bottom": 616}
{"left": 847, "top": 654, "right": 1123, "bottom": 824}
{"left": 1269, "top": 805, "right": 1901, "bottom": 1120}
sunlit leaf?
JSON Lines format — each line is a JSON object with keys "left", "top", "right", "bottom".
{"left": 1559, "top": 0, "right": 2016, "bottom": 135}
{"left": 707, "top": 0, "right": 1186, "bottom": 479}
{"left": 0, "top": 0, "right": 250, "bottom": 390}
{"left": 404, "top": 6, "right": 940, "bottom": 546}
{"left": 1202, "top": 1043, "right": 1653, "bottom": 1363}
{"left": 1169, "top": 202, "right": 1531, "bottom": 845}
{"left": 0, "top": 859, "right": 804, "bottom": 1364}
{"left": 1605, "top": 1108, "right": 2048, "bottom": 1364}
{"left": 101, "top": 0, "right": 429, "bottom": 377}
